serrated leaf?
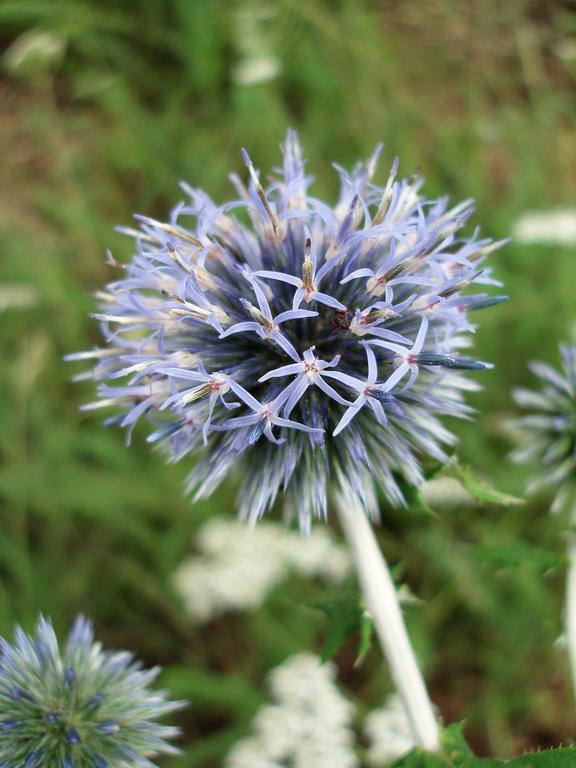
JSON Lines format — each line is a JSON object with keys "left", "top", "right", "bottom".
{"left": 454, "top": 464, "right": 524, "bottom": 507}
{"left": 424, "top": 461, "right": 449, "bottom": 482}
{"left": 307, "top": 591, "right": 365, "bottom": 663}
{"left": 393, "top": 725, "right": 576, "bottom": 767}
{"left": 394, "top": 473, "right": 437, "bottom": 518}
{"left": 393, "top": 746, "right": 453, "bottom": 767}
{"left": 355, "top": 610, "right": 373, "bottom": 666}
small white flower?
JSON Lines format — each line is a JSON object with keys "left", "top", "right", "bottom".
{"left": 555, "top": 38, "right": 576, "bottom": 61}
{"left": 420, "top": 476, "right": 475, "bottom": 510}
{"left": 234, "top": 55, "right": 280, "bottom": 86}
{"left": 283, "top": 526, "right": 350, "bottom": 583}
{"left": 511, "top": 209, "right": 576, "bottom": 246}
{"left": 364, "top": 695, "right": 415, "bottom": 766}
{"left": 232, "top": 5, "right": 280, "bottom": 86}
{"left": 0, "top": 283, "right": 38, "bottom": 312}
{"left": 3, "top": 29, "right": 65, "bottom": 77}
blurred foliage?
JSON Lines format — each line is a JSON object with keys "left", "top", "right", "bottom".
{"left": 1, "top": 0, "right": 576, "bottom": 764}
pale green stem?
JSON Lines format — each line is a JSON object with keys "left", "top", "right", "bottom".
{"left": 566, "top": 533, "right": 576, "bottom": 699}
{"left": 335, "top": 493, "right": 440, "bottom": 751}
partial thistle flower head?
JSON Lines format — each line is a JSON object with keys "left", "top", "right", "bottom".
{"left": 0, "top": 616, "right": 183, "bottom": 768}
{"left": 511, "top": 343, "right": 576, "bottom": 516}
{"left": 68, "top": 130, "right": 506, "bottom": 530}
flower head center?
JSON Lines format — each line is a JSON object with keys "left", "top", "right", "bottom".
{"left": 210, "top": 375, "right": 229, "bottom": 394}
{"left": 304, "top": 361, "right": 319, "bottom": 377}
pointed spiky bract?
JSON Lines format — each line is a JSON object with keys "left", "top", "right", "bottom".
{"left": 511, "top": 343, "right": 576, "bottom": 516}
{"left": 69, "top": 131, "right": 505, "bottom": 529}
{"left": 0, "top": 616, "right": 183, "bottom": 768}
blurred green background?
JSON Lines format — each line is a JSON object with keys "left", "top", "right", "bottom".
{"left": 1, "top": 0, "right": 575, "bottom": 764}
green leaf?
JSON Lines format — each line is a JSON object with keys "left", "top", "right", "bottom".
{"left": 307, "top": 591, "right": 370, "bottom": 663}
{"left": 393, "top": 725, "right": 576, "bottom": 767}
{"left": 355, "top": 609, "right": 373, "bottom": 666}
{"left": 509, "top": 753, "right": 576, "bottom": 767}
{"left": 453, "top": 464, "right": 524, "bottom": 507}
{"left": 394, "top": 473, "right": 437, "bottom": 518}
{"left": 471, "top": 541, "right": 561, "bottom": 570}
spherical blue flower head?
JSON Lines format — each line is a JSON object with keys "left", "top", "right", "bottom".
{"left": 69, "top": 131, "right": 506, "bottom": 530}
{"left": 511, "top": 343, "right": 576, "bottom": 516}
{"left": 0, "top": 616, "right": 183, "bottom": 768}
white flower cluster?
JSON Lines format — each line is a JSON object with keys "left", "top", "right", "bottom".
{"left": 364, "top": 695, "right": 415, "bottom": 766}
{"left": 173, "top": 519, "right": 350, "bottom": 622}
{"left": 226, "top": 653, "right": 358, "bottom": 768}
{"left": 225, "top": 655, "right": 417, "bottom": 768}
{"left": 512, "top": 208, "right": 576, "bottom": 246}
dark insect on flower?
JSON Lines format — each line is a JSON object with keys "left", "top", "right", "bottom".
{"left": 0, "top": 616, "right": 183, "bottom": 767}
{"left": 511, "top": 343, "right": 576, "bottom": 515}
{"left": 68, "top": 131, "right": 506, "bottom": 530}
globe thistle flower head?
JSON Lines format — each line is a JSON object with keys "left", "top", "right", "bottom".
{"left": 0, "top": 616, "right": 183, "bottom": 768}
{"left": 69, "top": 130, "right": 506, "bottom": 530}
{"left": 511, "top": 343, "right": 576, "bottom": 516}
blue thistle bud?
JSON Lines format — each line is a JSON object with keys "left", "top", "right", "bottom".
{"left": 10, "top": 687, "right": 34, "bottom": 702}
{"left": 411, "top": 353, "right": 492, "bottom": 370}
{"left": 24, "top": 752, "right": 42, "bottom": 768}
{"left": 464, "top": 294, "right": 508, "bottom": 312}
{"left": 64, "top": 667, "right": 76, "bottom": 687}
{"left": 0, "top": 616, "right": 184, "bottom": 767}
{"left": 83, "top": 692, "right": 104, "bottom": 713}
{"left": 96, "top": 720, "right": 119, "bottom": 734}
{"left": 69, "top": 130, "right": 506, "bottom": 529}
{"left": 65, "top": 727, "right": 81, "bottom": 745}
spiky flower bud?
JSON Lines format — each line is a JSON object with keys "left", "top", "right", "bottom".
{"left": 0, "top": 616, "right": 183, "bottom": 767}
{"left": 511, "top": 343, "right": 576, "bottom": 515}
{"left": 69, "top": 131, "right": 505, "bottom": 529}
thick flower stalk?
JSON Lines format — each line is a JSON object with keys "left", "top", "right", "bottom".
{"left": 69, "top": 130, "right": 505, "bottom": 530}
{"left": 0, "top": 616, "right": 183, "bottom": 768}
{"left": 511, "top": 343, "right": 576, "bottom": 696}
{"left": 335, "top": 491, "right": 439, "bottom": 749}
